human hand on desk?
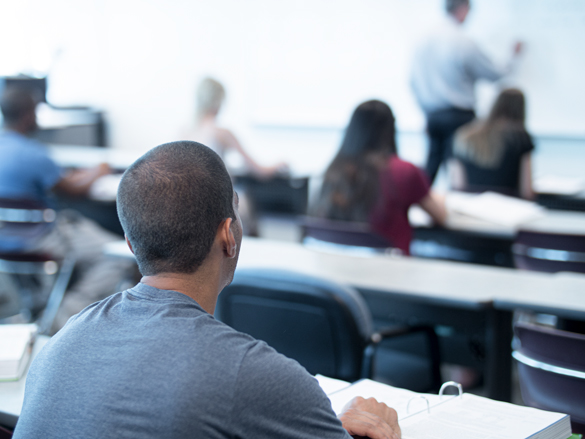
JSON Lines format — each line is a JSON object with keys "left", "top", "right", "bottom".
{"left": 339, "top": 396, "right": 401, "bottom": 439}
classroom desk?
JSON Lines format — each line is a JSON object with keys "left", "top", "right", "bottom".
{"left": 0, "top": 336, "right": 50, "bottom": 429}
{"left": 410, "top": 197, "right": 585, "bottom": 266}
{"left": 493, "top": 272, "right": 585, "bottom": 320}
{"left": 105, "top": 237, "right": 585, "bottom": 402}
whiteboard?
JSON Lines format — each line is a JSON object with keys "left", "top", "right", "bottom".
{"left": 1, "top": 0, "right": 584, "bottom": 149}
{"left": 245, "top": 0, "right": 585, "bottom": 137}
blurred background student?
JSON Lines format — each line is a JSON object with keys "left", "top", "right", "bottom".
{"left": 449, "top": 88, "right": 535, "bottom": 199}
{"left": 184, "top": 77, "right": 286, "bottom": 177}
{"left": 312, "top": 100, "right": 446, "bottom": 255}
{"left": 410, "top": 0, "right": 523, "bottom": 185}
{"left": 183, "top": 77, "right": 287, "bottom": 235}
{"left": 0, "top": 87, "right": 132, "bottom": 332}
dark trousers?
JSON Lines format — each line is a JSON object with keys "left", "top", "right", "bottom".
{"left": 424, "top": 108, "right": 475, "bottom": 184}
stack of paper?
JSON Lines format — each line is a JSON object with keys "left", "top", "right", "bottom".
{"left": 0, "top": 324, "right": 37, "bottom": 381}
{"left": 89, "top": 174, "right": 123, "bottom": 201}
{"left": 447, "top": 192, "right": 546, "bottom": 228}
{"left": 534, "top": 175, "right": 585, "bottom": 196}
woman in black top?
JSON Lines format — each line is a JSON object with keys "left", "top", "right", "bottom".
{"left": 449, "top": 88, "right": 535, "bottom": 199}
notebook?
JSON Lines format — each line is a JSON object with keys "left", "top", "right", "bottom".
{"left": 325, "top": 379, "right": 571, "bottom": 439}
{"left": 0, "top": 324, "right": 37, "bottom": 381}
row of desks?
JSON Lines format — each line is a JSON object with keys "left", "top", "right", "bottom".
{"left": 1, "top": 236, "right": 583, "bottom": 426}
{"left": 105, "top": 237, "right": 585, "bottom": 402}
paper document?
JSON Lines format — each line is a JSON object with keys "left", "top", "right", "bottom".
{"left": 0, "top": 324, "right": 37, "bottom": 381}
{"left": 327, "top": 379, "right": 444, "bottom": 419}
{"left": 447, "top": 192, "right": 546, "bottom": 228}
{"left": 315, "top": 375, "right": 351, "bottom": 395}
{"left": 400, "top": 393, "right": 570, "bottom": 439}
{"left": 534, "top": 175, "right": 585, "bottom": 195}
{"left": 89, "top": 174, "right": 123, "bottom": 201}
{"left": 325, "top": 379, "right": 570, "bottom": 439}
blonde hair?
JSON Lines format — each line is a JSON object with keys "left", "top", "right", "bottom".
{"left": 454, "top": 89, "right": 526, "bottom": 168}
{"left": 196, "top": 77, "right": 225, "bottom": 117}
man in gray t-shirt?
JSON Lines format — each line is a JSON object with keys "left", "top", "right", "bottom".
{"left": 14, "top": 141, "right": 400, "bottom": 439}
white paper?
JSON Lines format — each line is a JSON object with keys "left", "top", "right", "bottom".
{"left": 447, "top": 192, "right": 546, "bottom": 228}
{"left": 400, "top": 393, "right": 570, "bottom": 439}
{"left": 89, "top": 174, "right": 123, "bottom": 201}
{"left": 314, "top": 375, "right": 351, "bottom": 395}
{"left": 0, "top": 324, "right": 37, "bottom": 380}
{"left": 534, "top": 175, "right": 585, "bottom": 195}
{"left": 326, "top": 379, "right": 443, "bottom": 419}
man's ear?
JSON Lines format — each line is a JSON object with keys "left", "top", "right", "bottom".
{"left": 220, "top": 218, "right": 237, "bottom": 258}
{"left": 125, "top": 235, "right": 135, "bottom": 255}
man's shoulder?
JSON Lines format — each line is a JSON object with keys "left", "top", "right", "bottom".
{"left": 0, "top": 131, "right": 46, "bottom": 147}
{"left": 0, "top": 131, "right": 52, "bottom": 160}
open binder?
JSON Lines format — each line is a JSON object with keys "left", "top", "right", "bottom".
{"left": 321, "top": 378, "right": 572, "bottom": 439}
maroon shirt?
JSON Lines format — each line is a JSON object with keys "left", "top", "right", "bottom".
{"left": 370, "top": 156, "right": 430, "bottom": 255}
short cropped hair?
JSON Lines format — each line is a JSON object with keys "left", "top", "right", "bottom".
{"left": 117, "top": 141, "right": 235, "bottom": 276}
{"left": 196, "top": 77, "right": 225, "bottom": 116}
{"left": 446, "top": 0, "right": 469, "bottom": 14}
{"left": 0, "top": 87, "right": 36, "bottom": 126}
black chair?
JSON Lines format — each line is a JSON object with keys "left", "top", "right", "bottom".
{"left": 300, "top": 216, "right": 395, "bottom": 252}
{"left": 0, "top": 425, "right": 12, "bottom": 439}
{"left": 216, "top": 268, "right": 441, "bottom": 389}
{"left": 512, "top": 230, "right": 585, "bottom": 274}
{"left": 513, "top": 322, "right": 585, "bottom": 434}
{"left": 0, "top": 199, "right": 75, "bottom": 333}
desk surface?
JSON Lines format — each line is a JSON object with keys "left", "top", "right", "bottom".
{"left": 0, "top": 335, "right": 50, "bottom": 428}
{"left": 104, "top": 237, "right": 585, "bottom": 317}
{"left": 411, "top": 194, "right": 585, "bottom": 239}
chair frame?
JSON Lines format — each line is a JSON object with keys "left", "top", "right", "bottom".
{"left": 300, "top": 216, "right": 394, "bottom": 250}
{"left": 513, "top": 229, "right": 585, "bottom": 273}
{"left": 513, "top": 322, "right": 585, "bottom": 434}
{"left": 0, "top": 199, "right": 75, "bottom": 333}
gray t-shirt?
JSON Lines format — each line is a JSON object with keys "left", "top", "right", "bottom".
{"left": 14, "top": 283, "right": 350, "bottom": 439}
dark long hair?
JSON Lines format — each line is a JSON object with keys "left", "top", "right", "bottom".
{"left": 454, "top": 88, "right": 526, "bottom": 168}
{"left": 313, "top": 100, "right": 397, "bottom": 221}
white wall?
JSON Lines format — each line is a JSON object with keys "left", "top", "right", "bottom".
{"left": 1, "top": 0, "right": 584, "bottom": 160}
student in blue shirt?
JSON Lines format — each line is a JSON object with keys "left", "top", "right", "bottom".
{"left": 0, "top": 87, "right": 131, "bottom": 331}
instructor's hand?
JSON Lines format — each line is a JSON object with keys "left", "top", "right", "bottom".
{"left": 339, "top": 397, "right": 401, "bottom": 439}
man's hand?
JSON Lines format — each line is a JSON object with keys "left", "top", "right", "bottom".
{"left": 338, "top": 397, "right": 401, "bottom": 439}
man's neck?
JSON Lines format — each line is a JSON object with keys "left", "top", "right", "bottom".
{"left": 140, "top": 264, "right": 222, "bottom": 315}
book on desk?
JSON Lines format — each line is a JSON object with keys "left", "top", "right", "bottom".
{"left": 317, "top": 376, "right": 571, "bottom": 439}
{"left": 0, "top": 324, "right": 37, "bottom": 382}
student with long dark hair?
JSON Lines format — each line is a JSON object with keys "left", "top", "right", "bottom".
{"left": 313, "top": 100, "right": 446, "bottom": 255}
{"left": 450, "top": 88, "right": 535, "bottom": 199}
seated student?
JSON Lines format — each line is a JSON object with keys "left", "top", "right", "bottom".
{"left": 0, "top": 87, "right": 132, "bottom": 331}
{"left": 183, "top": 77, "right": 287, "bottom": 236}
{"left": 14, "top": 141, "right": 401, "bottom": 439}
{"left": 312, "top": 100, "right": 446, "bottom": 255}
{"left": 450, "top": 88, "right": 535, "bottom": 199}
{"left": 184, "top": 77, "right": 285, "bottom": 176}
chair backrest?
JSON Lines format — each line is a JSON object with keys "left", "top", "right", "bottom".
{"left": 513, "top": 322, "right": 585, "bottom": 433}
{"left": 512, "top": 230, "right": 585, "bottom": 273}
{"left": 0, "top": 425, "right": 13, "bottom": 439}
{"left": 0, "top": 198, "right": 73, "bottom": 333}
{"left": 300, "top": 216, "right": 393, "bottom": 249}
{"left": 216, "top": 268, "right": 373, "bottom": 382}
{"left": 0, "top": 198, "right": 56, "bottom": 254}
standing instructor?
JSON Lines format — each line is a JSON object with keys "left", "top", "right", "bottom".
{"left": 411, "top": 0, "right": 522, "bottom": 184}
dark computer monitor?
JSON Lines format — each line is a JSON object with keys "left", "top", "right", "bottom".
{"left": 1, "top": 76, "right": 47, "bottom": 103}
